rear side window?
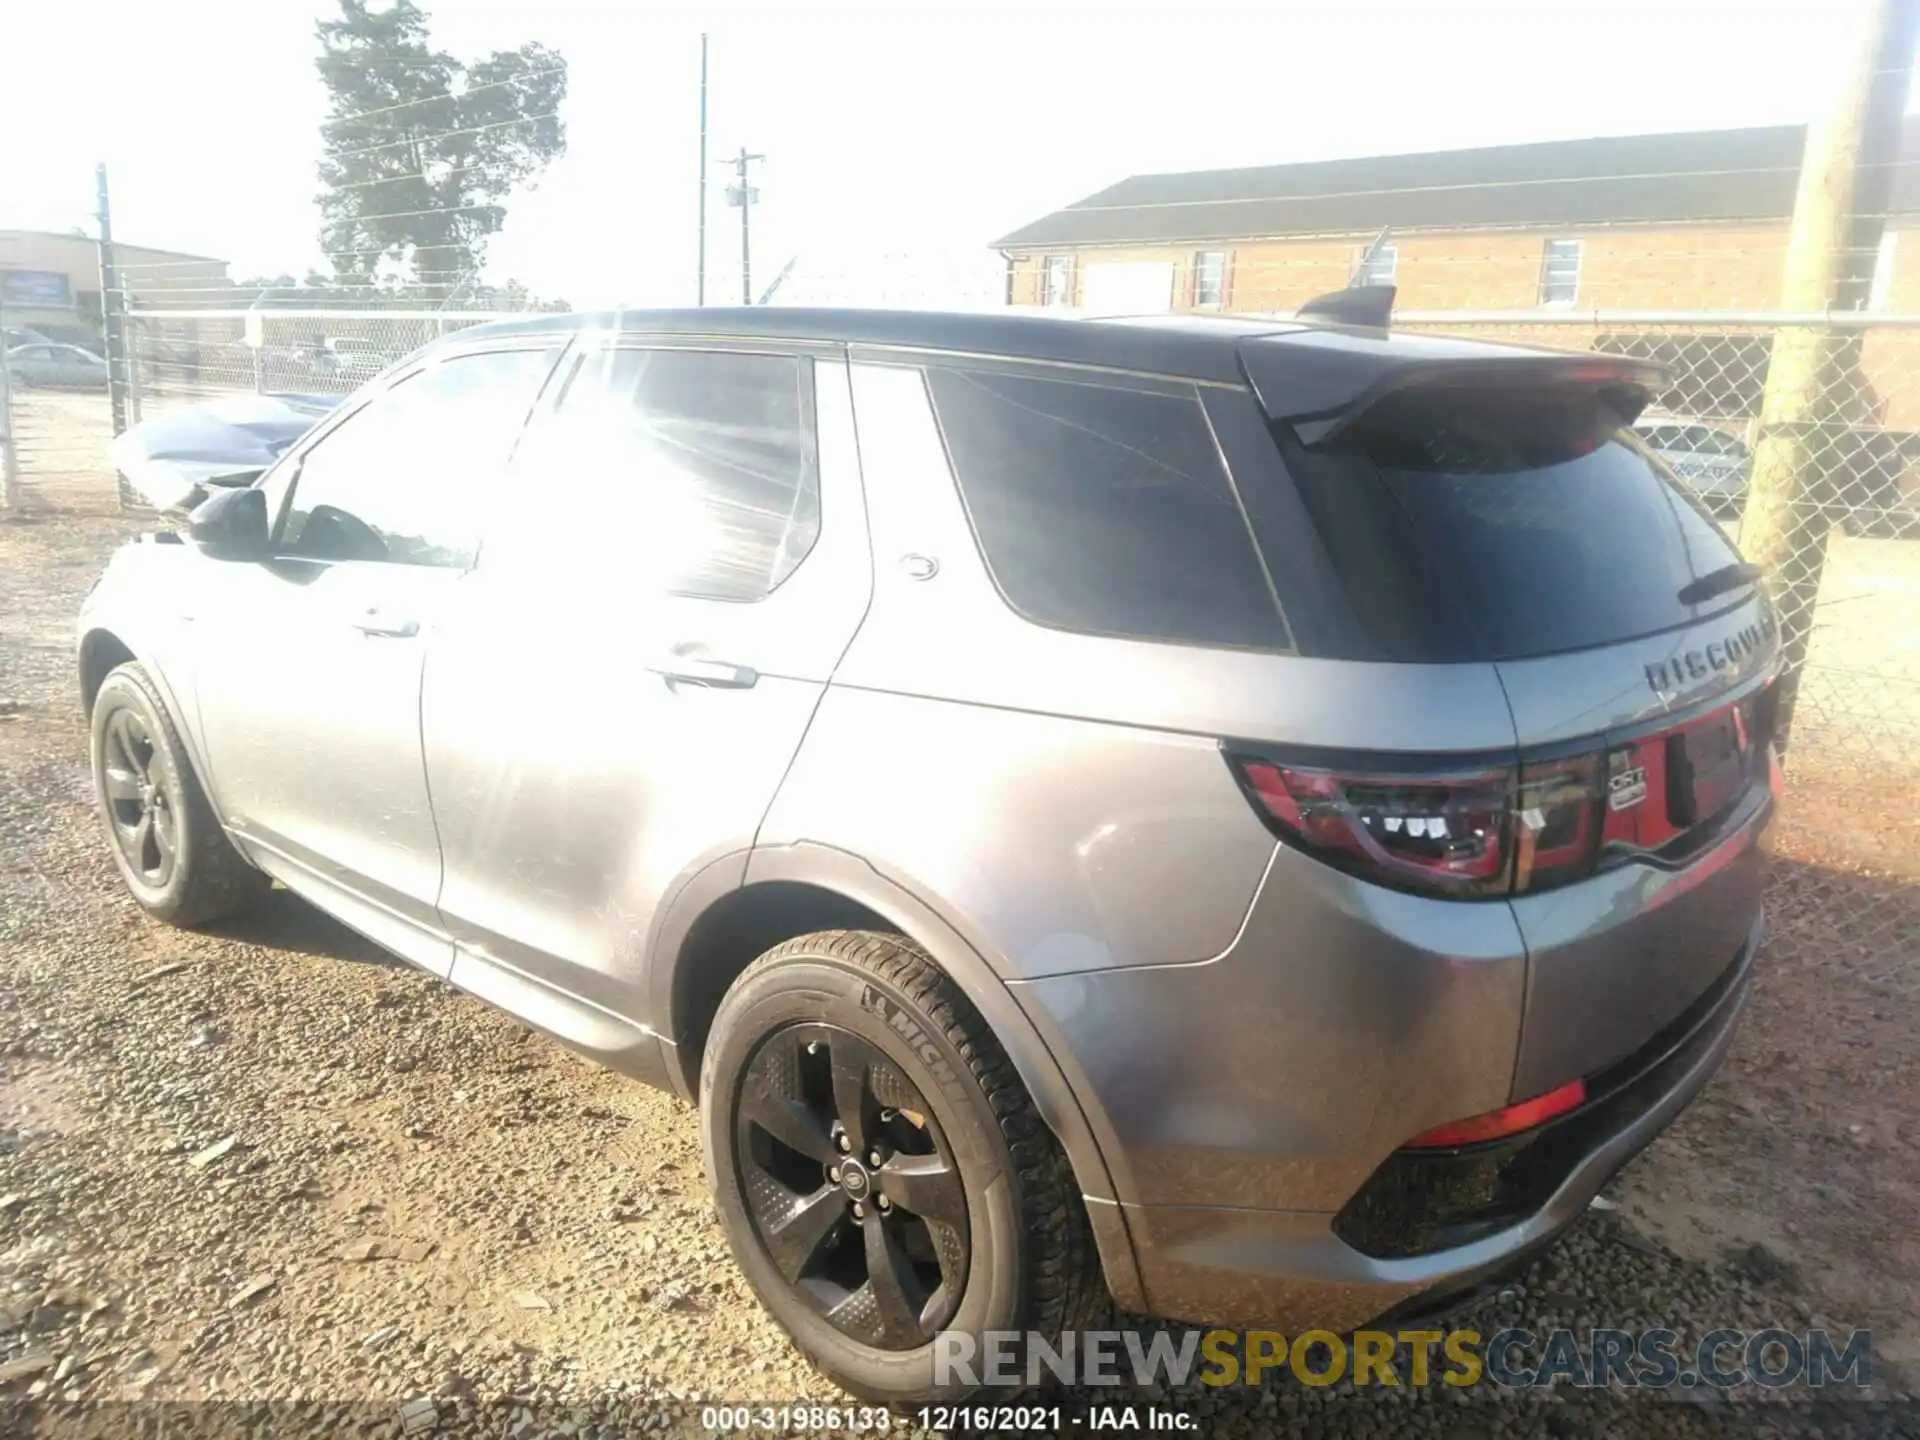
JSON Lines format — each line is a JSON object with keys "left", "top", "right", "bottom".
{"left": 927, "top": 367, "right": 1289, "bottom": 650}
{"left": 509, "top": 347, "right": 820, "bottom": 602}
{"left": 1287, "top": 385, "right": 1748, "bottom": 663}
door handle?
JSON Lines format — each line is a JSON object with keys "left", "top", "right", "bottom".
{"left": 351, "top": 608, "right": 420, "bottom": 639}
{"left": 647, "top": 653, "right": 759, "bottom": 689}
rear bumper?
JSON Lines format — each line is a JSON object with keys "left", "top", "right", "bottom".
{"left": 1112, "top": 925, "right": 1753, "bottom": 1330}
{"left": 1010, "top": 789, "right": 1769, "bottom": 1327}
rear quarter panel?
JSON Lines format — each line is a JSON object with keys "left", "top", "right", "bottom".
{"left": 762, "top": 361, "right": 1518, "bottom": 985}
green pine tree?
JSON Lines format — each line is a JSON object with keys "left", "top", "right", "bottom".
{"left": 315, "top": 0, "right": 566, "bottom": 294}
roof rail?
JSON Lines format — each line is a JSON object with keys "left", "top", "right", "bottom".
{"left": 1296, "top": 284, "right": 1396, "bottom": 330}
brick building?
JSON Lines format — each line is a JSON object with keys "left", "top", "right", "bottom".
{"left": 996, "top": 120, "right": 1920, "bottom": 316}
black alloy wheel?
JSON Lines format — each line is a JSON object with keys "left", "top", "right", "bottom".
{"left": 98, "top": 705, "right": 179, "bottom": 890}
{"left": 89, "top": 661, "right": 268, "bottom": 927}
{"left": 733, "top": 1022, "right": 970, "bottom": 1350}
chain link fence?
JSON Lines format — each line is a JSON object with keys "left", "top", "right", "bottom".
{"left": 0, "top": 351, "right": 118, "bottom": 514}
{"left": 3, "top": 289, "right": 1914, "bottom": 976}
{"left": 122, "top": 307, "right": 538, "bottom": 417}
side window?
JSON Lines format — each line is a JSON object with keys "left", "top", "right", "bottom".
{"left": 508, "top": 347, "right": 820, "bottom": 602}
{"left": 278, "top": 347, "right": 555, "bottom": 567}
{"left": 927, "top": 367, "right": 1290, "bottom": 650}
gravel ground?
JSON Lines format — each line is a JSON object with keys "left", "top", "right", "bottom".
{"left": 1, "top": 480, "right": 1916, "bottom": 1438}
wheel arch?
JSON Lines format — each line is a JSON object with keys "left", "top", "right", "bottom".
{"left": 652, "top": 841, "right": 1144, "bottom": 1307}
{"left": 78, "top": 626, "right": 137, "bottom": 716}
{"left": 78, "top": 625, "right": 227, "bottom": 827}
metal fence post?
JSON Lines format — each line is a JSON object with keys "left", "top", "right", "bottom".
{"left": 96, "top": 163, "right": 129, "bottom": 438}
{"left": 124, "top": 319, "right": 143, "bottom": 426}
{"left": 96, "top": 163, "right": 144, "bottom": 510}
{"left": 0, "top": 317, "right": 18, "bottom": 516}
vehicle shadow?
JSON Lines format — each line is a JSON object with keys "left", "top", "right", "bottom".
{"left": 202, "top": 885, "right": 401, "bottom": 968}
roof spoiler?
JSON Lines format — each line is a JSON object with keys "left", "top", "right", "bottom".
{"left": 1295, "top": 284, "right": 1396, "bottom": 330}
{"left": 1243, "top": 351, "right": 1668, "bottom": 446}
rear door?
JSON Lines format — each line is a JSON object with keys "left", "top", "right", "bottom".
{"left": 422, "top": 339, "right": 870, "bottom": 1031}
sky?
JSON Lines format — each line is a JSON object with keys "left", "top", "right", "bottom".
{"left": 0, "top": 0, "right": 1874, "bottom": 310}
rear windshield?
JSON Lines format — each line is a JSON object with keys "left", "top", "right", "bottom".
{"left": 1286, "top": 385, "right": 1749, "bottom": 663}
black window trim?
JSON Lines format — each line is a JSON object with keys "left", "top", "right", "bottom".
{"left": 923, "top": 357, "right": 1298, "bottom": 656}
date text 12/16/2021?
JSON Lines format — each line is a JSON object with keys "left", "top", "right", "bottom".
{"left": 698, "top": 1404, "right": 1197, "bottom": 1432}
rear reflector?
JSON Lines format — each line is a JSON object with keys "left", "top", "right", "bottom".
{"left": 1402, "top": 1078, "right": 1588, "bottom": 1149}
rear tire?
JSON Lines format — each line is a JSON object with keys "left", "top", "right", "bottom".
{"left": 700, "top": 930, "right": 1105, "bottom": 1404}
{"left": 90, "top": 661, "right": 268, "bottom": 927}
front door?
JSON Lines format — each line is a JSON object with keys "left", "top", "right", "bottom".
{"left": 188, "top": 343, "right": 562, "bottom": 971}
{"left": 422, "top": 341, "right": 871, "bottom": 1031}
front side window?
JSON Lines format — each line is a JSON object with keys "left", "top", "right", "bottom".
{"left": 278, "top": 347, "right": 556, "bottom": 567}
{"left": 506, "top": 347, "right": 820, "bottom": 602}
{"left": 1539, "top": 238, "right": 1582, "bottom": 306}
{"left": 928, "top": 366, "right": 1289, "bottom": 651}
{"left": 1193, "top": 251, "right": 1226, "bottom": 307}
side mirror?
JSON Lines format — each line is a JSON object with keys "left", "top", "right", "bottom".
{"left": 187, "top": 486, "right": 270, "bottom": 560}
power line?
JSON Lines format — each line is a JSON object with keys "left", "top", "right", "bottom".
{"left": 321, "top": 202, "right": 501, "bottom": 226}
{"left": 323, "top": 159, "right": 519, "bottom": 193}
{"left": 318, "top": 63, "right": 567, "bottom": 130}
{"left": 326, "top": 110, "right": 560, "bottom": 162}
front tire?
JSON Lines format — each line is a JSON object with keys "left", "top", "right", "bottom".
{"left": 700, "top": 931, "right": 1104, "bottom": 1405}
{"left": 90, "top": 661, "right": 268, "bottom": 927}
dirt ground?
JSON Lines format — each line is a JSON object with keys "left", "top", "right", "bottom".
{"left": 1, "top": 421, "right": 1918, "bottom": 1436}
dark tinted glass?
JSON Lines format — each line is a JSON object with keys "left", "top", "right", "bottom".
{"left": 928, "top": 368, "right": 1288, "bottom": 650}
{"left": 280, "top": 348, "right": 555, "bottom": 567}
{"left": 1288, "top": 385, "right": 1748, "bottom": 663}
{"left": 514, "top": 348, "right": 819, "bottom": 602}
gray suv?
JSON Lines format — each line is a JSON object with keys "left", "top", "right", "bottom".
{"left": 78, "top": 303, "right": 1778, "bottom": 1403}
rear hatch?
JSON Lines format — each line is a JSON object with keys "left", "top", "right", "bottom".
{"left": 1227, "top": 339, "right": 1778, "bottom": 1082}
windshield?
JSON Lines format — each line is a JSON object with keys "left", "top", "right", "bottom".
{"left": 1286, "top": 384, "right": 1750, "bottom": 663}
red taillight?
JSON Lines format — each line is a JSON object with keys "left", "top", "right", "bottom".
{"left": 1403, "top": 1078, "right": 1588, "bottom": 1148}
{"left": 1231, "top": 682, "right": 1776, "bottom": 901}
{"left": 1233, "top": 754, "right": 1602, "bottom": 899}
{"left": 1236, "top": 760, "right": 1511, "bottom": 898}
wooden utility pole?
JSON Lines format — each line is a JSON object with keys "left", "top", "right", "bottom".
{"left": 726, "top": 147, "right": 764, "bottom": 306}
{"left": 1739, "top": 0, "right": 1920, "bottom": 745}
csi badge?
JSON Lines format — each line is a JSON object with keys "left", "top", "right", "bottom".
{"left": 1608, "top": 752, "right": 1648, "bottom": 811}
